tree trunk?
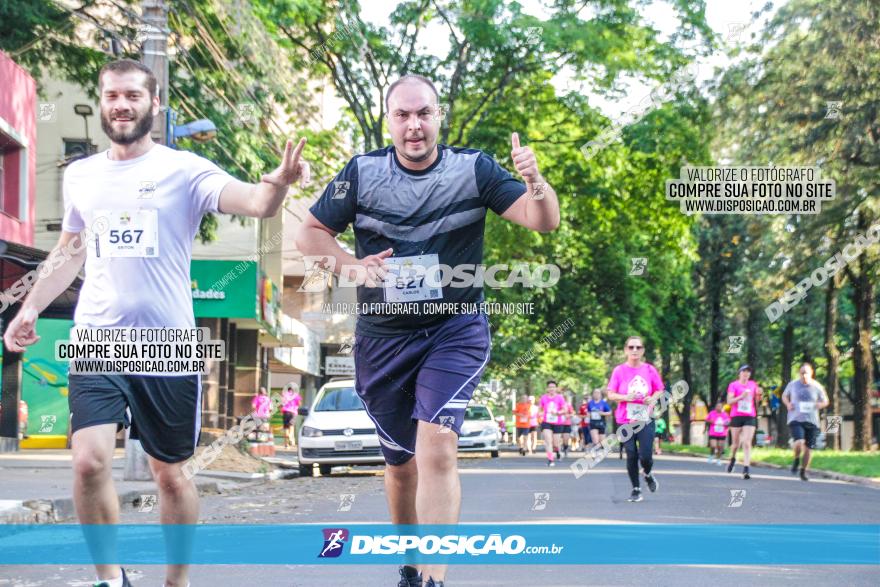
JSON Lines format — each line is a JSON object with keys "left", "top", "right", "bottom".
{"left": 776, "top": 321, "right": 794, "bottom": 447}
{"left": 745, "top": 305, "right": 760, "bottom": 373}
{"left": 661, "top": 353, "right": 672, "bottom": 436}
{"left": 851, "top": 252, "right": 875, "bottom": 451}
{"left": 825, "top": 272, "right": 841, "bottom": 450}
{"left": 681, "top": 352, "right": 694, "bottom": 445}
{"left": 708, "top": 284, "right": 723, "bottom": 406}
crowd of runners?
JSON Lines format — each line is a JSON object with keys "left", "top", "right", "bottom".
{"left": 514, "top": 342, "right": 831, "bottom": 503}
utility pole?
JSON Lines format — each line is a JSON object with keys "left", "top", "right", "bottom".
{"left": 124, "top": 0, "right": 169, "bottom": 481}
{"left": 142, "top": 0, "right": 169, "bottom": 144}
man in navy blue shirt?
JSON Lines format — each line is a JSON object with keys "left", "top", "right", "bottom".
{"left": 296, "top": 74, "right": 559, "bottom": 587}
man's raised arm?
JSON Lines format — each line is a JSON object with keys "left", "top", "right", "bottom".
{"left": 218, "top": 138, "right": 311, "bottom": 218}
{"left": 500, "top": 132, "right": 560, "bottom": 233}
{"left": 3, "top": 231, "right": 88, "bottom": 352}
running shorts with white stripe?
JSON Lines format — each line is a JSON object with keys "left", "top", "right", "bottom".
{"left": 353, "top": 312, "right": 491, "bottom": 465}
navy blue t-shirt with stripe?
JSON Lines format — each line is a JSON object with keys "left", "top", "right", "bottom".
{"left": 309, "top": 144, "right": 526, "bottom": 336}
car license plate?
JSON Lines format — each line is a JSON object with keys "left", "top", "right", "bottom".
{"left": 334, "top": 440, "right": 362, "bottom": 451}
{"left": 458, "top": 439, "right": 474, "bottom": 447}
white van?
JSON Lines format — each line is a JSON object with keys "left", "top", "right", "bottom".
{"left": 297, "top": 379, "right": 384, "bottom": 476}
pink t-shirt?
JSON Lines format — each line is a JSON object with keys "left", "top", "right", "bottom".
{"left": 607, "top": 363, "right": 665, "bottom": 424}
{"left": 728, "top": 380, "right": 758, "bottom": 417}
{"left": 562, "top": 401, "right": 573, "bottom": 426}
{"left": 706, "top": 410, "right": 731, "bottom": 437}
{"left": 540, "top": 393, "right": 567, "bottom": 424}
{"left": 528, "top": 405, "right": 539, "bottom": 427}
{"left": 252, "top": 394, "right": 271, "bottom": 419}
{"left": 281, "top": 390, "right": 301, "bottom": 413}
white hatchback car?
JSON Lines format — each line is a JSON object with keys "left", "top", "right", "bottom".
{"left": 457, "top": 404, "right": 500, "bottom": 458}
{"left": 297, "top": 379, "right": 384, "bottom": 476}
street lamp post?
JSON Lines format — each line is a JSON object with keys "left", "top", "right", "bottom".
{"left": 73, "top": 104, "right": 95, "bottom": 156}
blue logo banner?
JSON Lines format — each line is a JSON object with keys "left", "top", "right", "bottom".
{"left": 0, "top": 524, "right": 877, "bottom": 565}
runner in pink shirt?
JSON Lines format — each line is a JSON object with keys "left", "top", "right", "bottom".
{"left": 539, "top": 380, "right": 567, "bottom": 466}
{"left": 705, "top": 400, "right": 731, "bottom": 465}
{"left": 606, "top": 335, "right": 665, "bottom": 503}
{"left": 251, "top": 387, "right": 272, "bottom": 419}
{"left": 527, "top": 396, "right": 539, "bottom": 455}
{"left": 281, "top": 384, "right": 302, "bottom": 449}
{"left": 726, "top": 365, "right": 762, "bottom": 479}
{"left": 250, "top": 387, "right": 273, "bottom": 444}
{"left": 560, "top": 392, "right": 575, "bottom": 456}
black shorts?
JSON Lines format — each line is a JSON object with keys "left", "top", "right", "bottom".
{"left": 541, "top": 422, "right": 566, "bottom": 433}
{"left": 730, "top": 415, "right": 757, "bottom": 428}
{"left": 654, "top": 430, "right": 665, "bottom": 438}
{"left": 283, "top": 411, "right": 294, "bottom": 427}
{"left": 708, "top": 435, "right": 727, "bottom": 444}
{"left": 529, "top": 426, "right": 537, "bottom": 433}
{"left": 789, "top": 421, "right": 819, "bottom": 448}
{"left": 69, "top": 373, "right": 200, "bottom": 463}
{"left": 589, "top": 421, "right": 606, "bottom": 434}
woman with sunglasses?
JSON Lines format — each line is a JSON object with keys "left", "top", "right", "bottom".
{"left": 606, "top": 335, "right": 665, "bottom": 503}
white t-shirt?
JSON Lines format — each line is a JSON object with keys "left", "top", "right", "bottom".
{"left": 62, "top": 145, "right": 233, "bottom": 328}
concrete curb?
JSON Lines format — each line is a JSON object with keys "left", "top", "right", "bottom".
{"left": 1, "top": 480, "right": 222, "bottom": 524}
{"left": 666, "top": 449, "right": 880, "bottom": 489}
{"left": 195, "top": 469, "right": 297, "bottom": 482}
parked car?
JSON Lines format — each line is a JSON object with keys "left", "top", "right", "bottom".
{"left": 297, "top": 379, "right": 384, "bottom": 476}
{"left": 457, "top": 405, "right": 499, "bottom": 458}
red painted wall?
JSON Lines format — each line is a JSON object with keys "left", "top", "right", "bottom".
{"left": 0, "top": 50, "right": 37, "bottom": 246}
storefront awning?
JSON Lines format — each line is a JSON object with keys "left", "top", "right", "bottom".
{"left": 0, "top": 240, "right": 80, "bottom": 319}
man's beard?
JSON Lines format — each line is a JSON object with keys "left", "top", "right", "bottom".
{"left": 101, "top": 108, "right": 154, "bottom": 145}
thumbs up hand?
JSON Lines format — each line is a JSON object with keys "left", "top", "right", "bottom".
{"left": 510, "top": 132, "right": 540, "bottom": 183}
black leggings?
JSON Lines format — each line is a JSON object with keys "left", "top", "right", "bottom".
{"left": 622, "top": 420, "right": 655, "bottom": 488}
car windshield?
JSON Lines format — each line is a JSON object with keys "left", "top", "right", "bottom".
{"left": 314, "top": 387, "right": 364, "bottom": 411}
{"left": 464, "top": 406, "right": 491, "bottom": 420}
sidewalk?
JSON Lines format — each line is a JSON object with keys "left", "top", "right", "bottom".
{"left": 0, "top": 449, "right": 290, "bottom": 523}
{"left": 664, "top": 447, "right": 880, "bottom": 489}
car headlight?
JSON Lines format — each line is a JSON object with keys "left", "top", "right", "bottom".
{"left": 301, "top": 426, "right": 323, "bottom": 437}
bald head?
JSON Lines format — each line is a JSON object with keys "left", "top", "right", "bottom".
{"left": 385, "top": 75, "right": 439, "bottom": 111}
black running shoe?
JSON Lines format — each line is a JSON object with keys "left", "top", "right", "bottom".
{"left": 556, "top": 450, "right": 561, "bottom": 460}
{"left": 93, "top": 569, "right": 132, "bottom": 587}
{"left": 645, "top": 474, "right": 658, "bottom": 492}
{"left": 727, "top": 458, "right": 736, "bottom": 473}
{"left": 791, "top": 458, "right": 800, "bottom": 474}
{"left": 743, "top": 466, "right": 751, "bottom": 480}
{"left": 800, "top": 469, "right": 809, "bottom": 482}
{"left": 628, "top": 488, "right": 643, "bottom": 502}
{"left": 425, "top": 578, "right": 445, "bottom": 587}
{"left": 398, "top": 564, "right": 422, "bottom": 587}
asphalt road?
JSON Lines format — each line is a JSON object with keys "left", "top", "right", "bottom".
{"left": 2, "top": 450, "right": 878, "bottom": 586}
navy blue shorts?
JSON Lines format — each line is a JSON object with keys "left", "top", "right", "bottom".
{"left": 69, "top": 373, "right": 201, "bottom": 463}
{"left": 789, "top": 421, "right": 819, "bottom": 448}
{"left": 354, "top": 313, "right": 491, "bottom": 465}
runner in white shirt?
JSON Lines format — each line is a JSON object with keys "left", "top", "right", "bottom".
{"left": 2, "top": 59, "right": 310, "bottom": 587}
{"left": 782, "top": 362, "right": 829, "bottom": 481}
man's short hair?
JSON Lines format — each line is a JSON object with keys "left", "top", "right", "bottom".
{"left": 546, "top": 379, "right": 557, "bottom": 386}
{"left": 385, "top": 74, "right": 439, "bottom": 111}
{"left": 99, "top": 59, "right": 159, "bottom": 99}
